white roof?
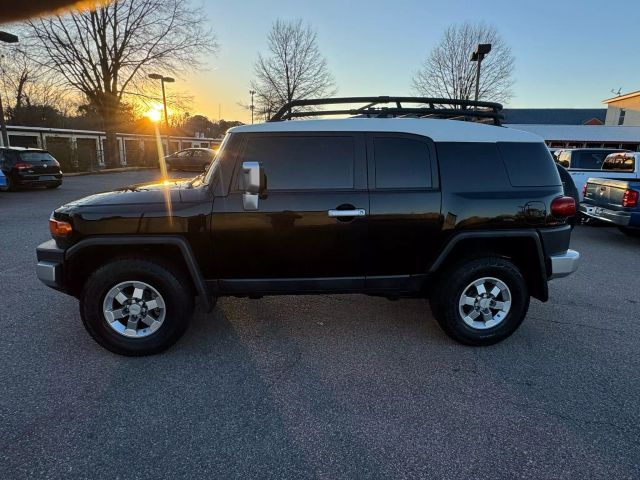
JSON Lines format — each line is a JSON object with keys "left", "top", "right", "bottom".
{"left": 507, "top": 124, "right": 640, "bottom": 142}
{"left": 230, "top": 118, "right": 543, "bottom": 143}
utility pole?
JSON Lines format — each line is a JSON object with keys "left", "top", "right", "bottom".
{"left": 0, "top": 31, "right": 19, "bottom": 147}
{"left": 249, "top": 90, "right": 256, "bottom": 124}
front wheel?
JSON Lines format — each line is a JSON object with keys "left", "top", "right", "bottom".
{"left": 430, "top": 257, "right": 530, "bottom": 346}
{"left": 80, "top": 258, "right": 194, "bottom": 355}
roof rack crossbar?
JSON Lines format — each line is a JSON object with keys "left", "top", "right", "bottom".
{"left": 269, "top": 96, "right": 504, "bottom": 125}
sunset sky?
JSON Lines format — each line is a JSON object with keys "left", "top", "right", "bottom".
{"left": 182, "top": 0, "right": 640, "bottom": 123}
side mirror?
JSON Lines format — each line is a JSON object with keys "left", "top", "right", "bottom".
{"left": 242, "top": 161, "right": 266, "bottom": 210}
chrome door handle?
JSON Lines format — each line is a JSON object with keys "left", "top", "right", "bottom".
{"left": 328, "top": 209, "right": 366, "bottom": 217}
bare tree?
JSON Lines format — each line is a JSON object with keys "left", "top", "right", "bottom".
{"left": 251, "top": 19, "right": 336, "bottom": 121}
{"left": 24, "top": 0, "right": 217, "bottom": 166}
{"left": 0, "top": 47, "right": 71, "bottom": 122}
{"left": 413, "top": 22, "right": 514, "bottom": 104}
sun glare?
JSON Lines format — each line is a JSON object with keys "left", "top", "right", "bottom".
{"left": 146, "top": 108, "right": 162, "bottom": 123}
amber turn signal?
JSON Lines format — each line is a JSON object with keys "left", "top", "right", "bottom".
{"left": 49, "top": 218, "right": 73, "bottom": 237}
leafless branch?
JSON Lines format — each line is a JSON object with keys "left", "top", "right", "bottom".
{"left": 412, "top": 22, "right": 515, "bottom": 104}
{"left": 21, "top": 0, "right": 217, "bottom": 165}
{"left": 251, "top": 19, "right": 336, "bottom": 121}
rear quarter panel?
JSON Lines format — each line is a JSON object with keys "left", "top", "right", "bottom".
{"left": 436, "top": 141, "right": 563, "bottom": 236}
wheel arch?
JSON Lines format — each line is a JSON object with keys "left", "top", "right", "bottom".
{"left": 64, "top": 236, "right": 212, "bottom": 311}
{"left": 429, "top": 230, "right": 549, "bottom": 301}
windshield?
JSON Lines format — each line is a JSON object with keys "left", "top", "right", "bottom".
{"left": 203, "top": 134, "right": 230, "bottom": 185}
{"left": 19, "top": 151, "right": 55, "bottom": 162}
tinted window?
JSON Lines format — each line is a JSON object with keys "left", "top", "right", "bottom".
{"left": 558, "top": 151, "right": 570, "bottom": 168}
{"left": 437, "top": 143, "right": 509, "bottom": 192}
{"left": 19, "top": 151, "right": 55, "bottom": 162}
{"left": 242, "top": 136, "right": 354, "bottom": 190}
{"left": 373, "top": 137, "right": 431, "bottom": 189}
{"left": 573, "top": 151, "right": 614, "bottom": 169}
{"left": 498, "top": 142, "right": 561, "bottom": 187}
{"left": 602, "top": 154, "right": 635, "bottom": 172}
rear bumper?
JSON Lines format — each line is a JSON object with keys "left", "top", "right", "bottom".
{"left": 36, "top": 239, "right": 66, "bottom": 292}
{"left": 14, "top": 172, "right": 63, "bottom": 187}
{"left": 549, "top": 249, "right": 581, "bottom": 279}
{"left": 579, "top": 204, "right": 637, "bottom": 227}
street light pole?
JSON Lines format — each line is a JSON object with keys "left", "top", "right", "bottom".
{"left": 0, "top": 31, "right": 19, "bottom": 147}
{"left": 470, "top": 43, "right": 492, "bottom": 103}
{"left": 148, "top": 73, "right": 175, "bottom": 129}
{"left": 160, "top": 79, "right": 169, "bottom": 128}
{"left": 149, "top": 73, "right": 174, "bottom": 155}
{"left": 249, "top": 90, "right": 255, "bottom": 124}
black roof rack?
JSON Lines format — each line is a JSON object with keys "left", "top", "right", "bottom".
{"left": 269, "top": 96, "right": 504, "bottom": 126}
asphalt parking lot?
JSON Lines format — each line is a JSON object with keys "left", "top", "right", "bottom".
{"left": 1, "top": 171, "right": 639, "bottom": 479}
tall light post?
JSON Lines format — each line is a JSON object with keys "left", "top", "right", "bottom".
{"left": 249, "top": 90, "right": 256, "bottom": 124}
{"left": 148, "top": 73, "right": 175, "bottom": 128}
{"left": 0, "top": 31, "right": 19, "bottom": 147}
{"left": 470, "top": 43, "right": 491, "bottom": 103}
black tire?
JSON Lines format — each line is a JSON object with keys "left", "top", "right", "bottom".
{"left": 430, "top": 256, "right": 530, "bottom": 346}
{"left": 619, "top": 227, "right": 640, "bottom": 238}
{"left": 80, "top": 257, "right": 194, "bottom": 356}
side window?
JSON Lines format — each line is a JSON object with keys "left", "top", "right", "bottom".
{"left": 241, "top": 136, "right": 355, "bottom": 190}
{"left": 193, "top": 150, "right": 207, "bottom": 157}
{"left": 373, "top": 136, "right": 432, "bottom": 189}
{"left": 558, "top": 151, "right": 570, "bottom": 168}
{"left": 604, "top": 154, "right": 635, "bottom": 172}
{"left": 176, "top": 150, "right": 191, "bottom": 158}
{"left": 624, "top": 156, "right": 635, "bottom": 172}
{"left": 602, "top": 155, "right": 620, "bottom": 170}
{"left": 497, "top": 142, "right": 561, "bottom": 187}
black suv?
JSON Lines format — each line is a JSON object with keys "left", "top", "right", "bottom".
{"left": 36, "top": 97, "right": 580, "bottom": 355}
{"left": 1, "top": 147, "right": 63, "bottom": 190}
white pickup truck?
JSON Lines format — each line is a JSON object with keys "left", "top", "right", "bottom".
{"left": 568, "top": 152, "right": 640, "bottom": 200}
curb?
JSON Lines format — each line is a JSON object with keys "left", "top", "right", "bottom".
{"left": 65, "top": 167, "right": 158, "bottom": 177}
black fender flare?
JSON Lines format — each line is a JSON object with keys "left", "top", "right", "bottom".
{"left": 66, "top": 235, "right": 212, "bottom": 312}
{"left": 428, "top": 229, "right": 548, "bottom": 301}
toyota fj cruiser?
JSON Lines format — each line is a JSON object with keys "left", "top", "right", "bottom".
{"left": 36, "top": 97, "right": 580, "bottom": 355}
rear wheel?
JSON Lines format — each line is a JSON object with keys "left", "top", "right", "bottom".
{"left": 80, "top": 258, "right": 194, "bottom": 355}
{"left": 430, "top": 256, "right": 529, "bottom": 346}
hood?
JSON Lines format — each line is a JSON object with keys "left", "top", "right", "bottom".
{"left": 61, "top": 177, "right": 199, "bottom": 208}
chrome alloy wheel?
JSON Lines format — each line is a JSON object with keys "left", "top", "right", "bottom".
{"left": 458, "top": 277, "right": 512, "bottom": 330}
{"left": 102, "top": 281, "right": 166, "bottom": 338}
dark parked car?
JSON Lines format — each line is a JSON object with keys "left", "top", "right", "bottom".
{"left": 0, "top": 147, "right": 63, "bottom": 190}
{"left": 36, "top": 97, "right": 580, "bottom": 356}
{"left": 165, "top": 148, "right": 215, "bottom": 172}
